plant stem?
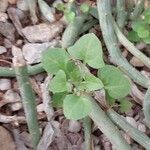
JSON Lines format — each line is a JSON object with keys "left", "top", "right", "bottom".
{"left": 116, "top": 0, "right": 127, "bottom": 29}
{"left": 130, "top": 0, "right": 144, "bottom": 20}
{"left": 97, "top": 0, "right": 150, "bottom": 88}
{"left": 0, "top": 63, "right": 44, "bottom": 77}
{"left": 107, "top": 109, "right": 150, "bottom": 149}
{"left": 13, "top": 50, "right": 40, "bottom": 148}
{"left": 25, "top": 0, "right": 38, "bottom": 24}
{"left": 83, "top": 116, "right": 92, "bottom": 150}
{"left": 113, "top": 21, "right": 150, "bottom": 69}
{"left": 143, "top": 87, "right": 150, "bottom": 129}
{"left": 62, "top": 14, "right": 87, "bottom": 48}
{"left": 89, "top": 99, "right": 131, "bottom": 150}
{"left": 80, "top": 19, "right": 98, "bottom": 34}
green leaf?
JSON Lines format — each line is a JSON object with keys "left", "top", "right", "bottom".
{"left": 68, "top": 33, "right": 105, "bottom": 69}
{"left": 78, "top": 73, "right": 104, "bottom": 92}
{"left": 80, "top": 3, "right": 90, "bottom": 13}
{"left": 127, "top": 31, "right": 141, "bottom": 42}
{"left": 55, "top": 3, "right": 65, "bottom": 11}
{"left": 63, "top": 94, "right": 92, "bottom": 120}
{"left": 64, "top": 11, "right": 75, "bottom": 22}
{"left": 132, "top": 21, "right": 145, "bottom": 32}
{"left": 41, "top": 48, "right": 70, "bottom": 74}
{"left": 98, "top": 65, "right": 131, "bottom": 99}
{"left": 119, "top": 99, "right": 133, "bottom": 113}
{"left": 144, "top": 14, "right": 150, "bottom": 24}
{"left": 106, "top": 93, "right": 116, "bottom": 105}
{"left": 49, "top": 70, "right": 71, "bottom": 93}
{"left": 143, "top": 36, "right": 150, "bottom": 44}
{"left": 137, "top": 26, "right": 149, "bottom": 38}
{"left": 52, "top": 92, "right": 67, "bottom": 107}
{"left": 66, "top": 60, "right": 82, "bottom": 82}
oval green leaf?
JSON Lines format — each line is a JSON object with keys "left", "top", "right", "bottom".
{"left": 41, "top": 48, "right": 70, "bottom": 74}
{"left": 68, "top": 33, "right": 105, "bottom": 69}
{"left": 63, "top": 94, "right": 92, "bottom": 120}
{"left": 78, "top": 73, "right": 104, "bottom": 92}
{"left": 98, "top": 65, "right": 131, "bottom": 99}
{"left": 49, "top": 70, "right": 71, "bottom": 93}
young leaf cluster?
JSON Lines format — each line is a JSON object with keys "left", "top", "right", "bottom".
{"left": 55, "top": 1, "right": 90, "bottom": 22}
{"left": 128, "top": 8, "right": 150, "bottom": 44}
{"left": 42, "top": 33, "right": 131, "bottom": 120}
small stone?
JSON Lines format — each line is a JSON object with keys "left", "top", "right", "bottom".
{"left": 94, "top": 145, "right": 101, "bottom": 150}
{"left": 17, "top": 0, "right": 29, "bottom": 11}
{"left": 138, "top": 123, "right": 146, "bottom": 133}
{"left": 4, "top": 38, "right": 12, "bottom": 48}
{"left": 0, "top": 0, "right": 8, "bottom": 12}
{"left": 10, "top": 102, "right": 22, "bottom": 111}
{"left": 0, "top": 126, "right": 16, "bottom": 150}
{"left": 124, "top": 133, "right": 132, "bottom": 144}
{"left": 4, "top": 89, "right": 22, "bottom": 111}
{"left": 0, "top": 46, "right": 7, "bottom": 54}
{"left": 0, "top": 12, "right": 8, "bottom": 22}
{"left": 0, "top": 79, "right": 11, "bottom": 91}
{"left": 4, "top": 89, "right": 21, "bottom": 102}
{"left": 68, "top": 120, "right": 81, "bottom": 133}
{"left": 8, "top": 0, "right": 17, "bottom": 4}
{"left": 141, "top": 70, "right": 150, "bottom": 78}
{"left": 22, "top": 41, "right": 58, "bottom": 64}
{"left": 130, "top": 57, "right": 144, "bottom": 67}
{"left": 0, "top": 22, "right": 15, "bottom": 41}
{"left": 22, "top": 22, "right": 63, "bottom": 43}
{"left": 16, "top": 8, "right": 26, "bottom": 20}
{"left": 37, "top": 103, "right": 44, "bottom": 112}
{"left": 126, "top": 117, "right": 137, "bottom": 128}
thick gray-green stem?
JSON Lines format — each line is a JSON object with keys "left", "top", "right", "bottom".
{"left": 83, "top": 116, "right": 92, "bottom": 150}
{"left": 108, "top": 109, "right": 150, "bottom": 149}
{"left": 0, "top": 63, "right": 44, "bottom": 77}
{"left": 113, "top": 21, "right": 150, "bottom": 69}
{"left": 97, "top": 0, "right": 150, "bottom": 88}
{"left": 26, "top": 0, "right": 38, "bottom": 24}
{"left": 116, "top": 0, "right": 127, "bottom": 29}
{"left": 62, "top": 14, "right": 87, "bottom": 48}
{"left": 13, "top": 50, "right": 40, "bottom": 148}
{"left": 143, "top": 87, "right": 150, "bottom": 129}
{"left": 89, "top": 99, "right": 131, "bottom": 150}
{"left": 130, "top": 0, "right": 144, "bottom": 20}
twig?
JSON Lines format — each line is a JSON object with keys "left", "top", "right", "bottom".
{"left": 113, "top": 21, "right": 150, "bottom": 69}
{"left": 143, "top": 87, "right": 150, "bottom": 129}
{"left": 130, "top": 0, "right": 144, "bottom": 20}
{"left": 107, "top": 109, "right": 150, "bottom": 149}
{"left": 83, "top": 116, "right": 92, "bottom": 150}
{"left": 41, "top": 76, "right": 54, "bottom": 121}
{"left": 97, "top": 0, "right": 150, "bottom": 88}
{"left": 89, "top": 98, "right": 131, "bottom": 150}
{"left": 116, "top": 0, "right": 127, "bottom": 29}
{"left": 12, "top": 46, "right": 40, "bottom": 148}
{"left": 0, "top": 114, "right": 25, "bottom": 123}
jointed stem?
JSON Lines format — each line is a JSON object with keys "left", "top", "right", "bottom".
{"left": 107, "top": 109, "right": 150, "bottom": 149}
{"left": 143, "top": 87, "right": 150, "bottom": 129}
{"left": 130, "top": 0, "right": 144, "bottom": 20}
{"left": 13, "top": 49, "right": 40, "bottom": 148}
{"left": 97, "top": 0, "right": 150, "bottom": 88}
{"left": 0, "top": 63, "right": 44, "bottom": 77}
{"left": 113, "top": 21, "right": 150, "bottom": 69}
{"left": 83, "top": 116, "right": 92, "bottom": 150}
{"left": 116, "top": 0, "right": 127, "bottom": 29}
{"left": 89, "top": 99, "right": 131, "bottom": 150}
